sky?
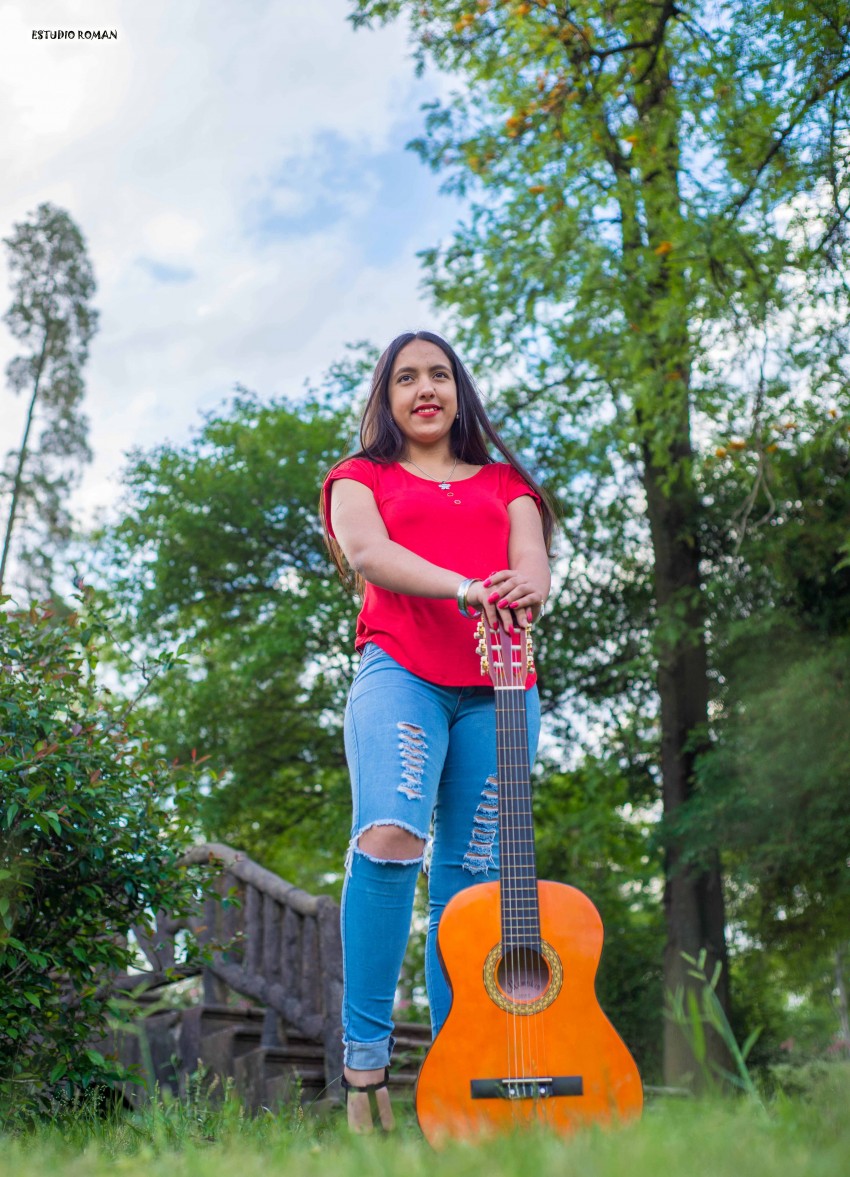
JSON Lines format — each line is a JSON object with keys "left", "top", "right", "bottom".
{"left": 0, "top": 0, "right": 462, "bottom": 526}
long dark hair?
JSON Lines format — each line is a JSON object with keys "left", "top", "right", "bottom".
{"left": 322, "top": 330, "right": 557, "bottom": 581}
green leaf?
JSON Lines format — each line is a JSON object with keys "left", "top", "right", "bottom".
{"left": 686, "top": 988, "right": 706, "bottom": 1063}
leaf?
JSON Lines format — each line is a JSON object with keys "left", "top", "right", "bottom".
{"left": 686, "top": 988, "right": 706, "bottom": 1063}
{"left": 741, "top": 1026, "right": 762, "bottom": 1062}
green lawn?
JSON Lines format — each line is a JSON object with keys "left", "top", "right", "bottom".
{"left": 1, "top": 1067, "right": 848, "bottom": 1177}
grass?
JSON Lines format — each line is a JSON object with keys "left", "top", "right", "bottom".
{"left": 0, "top": 1065, "right": 848, "bottom": 1177}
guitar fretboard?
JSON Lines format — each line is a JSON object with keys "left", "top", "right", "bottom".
{"left": 495, "top": 687, "right": 541, "bottom": 952}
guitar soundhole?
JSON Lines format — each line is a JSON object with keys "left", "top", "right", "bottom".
{"left": 496, "top": 947, "right": 550, "bottom": 1002}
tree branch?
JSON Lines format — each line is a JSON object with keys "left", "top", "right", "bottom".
{"left": 729, "top": 64, "right": 850, "bottom": 221}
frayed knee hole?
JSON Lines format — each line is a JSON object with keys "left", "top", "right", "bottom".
{"left": 357, "top": 824, "right": 426, "bottom": 861}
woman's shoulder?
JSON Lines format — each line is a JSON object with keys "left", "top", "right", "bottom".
{"left": 325, "top": 455, "right": 383, "bottom": 486}
{"left": 481, "top": 460, "right": 541, "bottom": 504}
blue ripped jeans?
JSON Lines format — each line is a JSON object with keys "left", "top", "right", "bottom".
{"left": 341, "top": 642, "right": 540, "bottom": 1070}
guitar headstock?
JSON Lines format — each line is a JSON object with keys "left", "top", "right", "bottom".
{"left": 476, "top": 621, "right": 534, "bottom": 689}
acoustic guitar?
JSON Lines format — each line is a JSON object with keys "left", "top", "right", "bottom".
{"left": 415, "top": 621, "right": 643, "bottom": 1143}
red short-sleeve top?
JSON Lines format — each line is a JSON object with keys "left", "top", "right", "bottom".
{"left": 323, "top": 458, "right": 540, "bottom": 687}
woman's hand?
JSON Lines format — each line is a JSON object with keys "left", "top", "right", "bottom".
{"left": 466, "top": 570, "right": 546, "bottom": 633}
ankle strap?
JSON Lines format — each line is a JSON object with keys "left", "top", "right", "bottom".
{"left": 341, "top": 1066, "right": 389, "bottom": 1094}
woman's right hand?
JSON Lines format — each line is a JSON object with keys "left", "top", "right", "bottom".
{"left": 466, "top": 574, "right": 539, "bottom": 633}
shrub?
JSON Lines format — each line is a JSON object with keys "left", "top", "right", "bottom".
{"left": 0, "top": 594, "right": 205, "bottom": 1118}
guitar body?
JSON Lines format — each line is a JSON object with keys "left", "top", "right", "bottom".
{"left": 416, "top": 879, "right": 643, "bottom": 1143}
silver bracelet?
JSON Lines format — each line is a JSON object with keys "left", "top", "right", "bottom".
{"left": 456, "top": 577, "right": 481, "bottom": 618}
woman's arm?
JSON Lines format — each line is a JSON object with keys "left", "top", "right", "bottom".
{"left": 465, "top": 495, "right": 550, "bottom": 622}
{"left": 330, "top": 478, "right": 466, "bottom": 599}
{"left": 330, "top": 479, "right": 549, "bottom": 629}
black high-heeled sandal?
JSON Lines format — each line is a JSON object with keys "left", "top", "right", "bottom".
{"left": 341, "top": 1067, "right": 394, "bottom": 1133}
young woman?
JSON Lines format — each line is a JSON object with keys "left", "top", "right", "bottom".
{"left": 321, "top": 330, "right": 554, "bottom": 1132}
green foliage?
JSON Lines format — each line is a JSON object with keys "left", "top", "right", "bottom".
{"left": 666, "top": 950, "right": 764, "bottom": 1105}
{"left": 1, "top": 203, "right": 98, "bottom": 596}
{"left": 691, "top": 630, "right": 850, "bottom": 939}
{"left": 533, "top": 758, "right": 664, "bottom": 1080}
{"left": 685, "top": 430, "right": 850, "bottom": 952}
{"left": 97, "top": 381, "right": 364, "bottom": 890}
{"left": 725, "top": 944, "right": 840, "bottom": 1078}
{"left": 0, "top": 595, "right": 206, "bottom": 1116}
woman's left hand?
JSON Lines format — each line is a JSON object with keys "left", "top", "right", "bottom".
{"left": 472, "top": 568, "right": 547, "bottom": 631}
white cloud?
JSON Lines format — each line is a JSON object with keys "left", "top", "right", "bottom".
{"left": 0, "top": 0, "right": 462, "bottom": 532}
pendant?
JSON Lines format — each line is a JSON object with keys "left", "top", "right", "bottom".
{"left": 439, "top": 481, "right": 451, "bottom": 490}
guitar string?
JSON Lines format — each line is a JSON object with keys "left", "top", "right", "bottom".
{"left": 502, "top": 635, "right": 528, "bottom": 1119}
{"left": 507, "top": 642, "right": 528, "bottom": 1101}
{"left": 495, "top": 638, "right": 520, "bottom": 1116}
{"left": 496, "top": 628, "right": 545, "bottom": 1118}
{"left": 494, "top": 631, "right": 521, "bottom": 1118}
{"left": 506, "top": 656, "right": 540, "bottom": 1109}
{"left": 511, "top": 632, "right": 547, "bottom": 1117}
{"left": 515, "top": 655, "right": 547, "bottom": 1119}
{"left": 506, "top": 668, "right": 525, "bottom": 1099}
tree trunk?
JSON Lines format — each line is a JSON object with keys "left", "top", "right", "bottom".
{"left": 642, "top": 451, "right": 730, "bottom": 1085}
{"left": 626, "top": 50, "right": 730, "bottom": 1086}
{"left": 0, "top": 334, "right": 49, "bottom": 592}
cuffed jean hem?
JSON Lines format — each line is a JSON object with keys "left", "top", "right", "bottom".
{"left": 343, "top": 1034, "right": 395, "bottom": 1070}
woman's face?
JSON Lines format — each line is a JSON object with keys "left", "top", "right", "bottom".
{"left": 388, "top": 338, "right": 458, "bottom": 451}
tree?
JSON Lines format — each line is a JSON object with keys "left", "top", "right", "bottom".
{"left": 0, "top": 592, "right": 205, "bottom": 1118}
{"left": 682, "top": 421, "right": 850, "bottom": 1057}
{"left": 350, "top": 0, "right": 850, "bottom": 1081}
{"left": 97, "top": 376, "right": 364, "bottom": 890}
{"left": 0, "top": 203, "right": 98, "bottom": 597}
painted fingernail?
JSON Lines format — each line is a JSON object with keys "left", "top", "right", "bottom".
{"left": 483, "top": 578, "right": 492, "bottom": 587}
{"left": 488, "top": 592, "right": 500, "bottom": 603}
{"left": 527, "top": 611, "right": 533, "bottom": 622}
{"left": 510, "top": 626, "right": 516, "bottom": 636}
{"left": 497, "top": 599, "right": 509, "bottom": 608}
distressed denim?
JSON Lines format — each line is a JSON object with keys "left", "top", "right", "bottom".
{"left": 340, "top": 642, "right": 540, "bottom": 1069}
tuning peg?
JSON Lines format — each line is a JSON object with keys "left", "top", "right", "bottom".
{"left": 475, "top": 620, "right": 484, "bottom": 637}
{"left": 480, "top": 656, "right": 489, "bottom": 674}
{"left": 477, "top": 641, "right": 487, "bottom": 655}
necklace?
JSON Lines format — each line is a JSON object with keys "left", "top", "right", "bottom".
{"left": 403, "top": 455, "right": 458, "bottom": 491}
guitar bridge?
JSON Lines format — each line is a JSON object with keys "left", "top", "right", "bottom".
{"left": 470, "top": 1076, "right": 583, "bottom": 1100}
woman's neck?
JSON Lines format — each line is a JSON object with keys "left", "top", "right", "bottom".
{"left": 402, "top": 441, "right": 456, "bottom": 470}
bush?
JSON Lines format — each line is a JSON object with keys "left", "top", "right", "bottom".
{"left": 0, "top": 594, "right": 205, "bottom": 1118}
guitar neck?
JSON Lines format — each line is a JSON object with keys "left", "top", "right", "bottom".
{"left": 494, "top": 686, "right": 541, "bottom": 951}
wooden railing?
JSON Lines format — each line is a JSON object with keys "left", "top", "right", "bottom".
{"left": 123, "top": 842, "right": 344, "bottom": 1092}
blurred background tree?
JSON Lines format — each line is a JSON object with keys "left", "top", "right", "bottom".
{"left": 0, "top": 203, "right": 98, "bottom": 598}
{"left": 97, "top": 357, "right": 370, "bottom": 891}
